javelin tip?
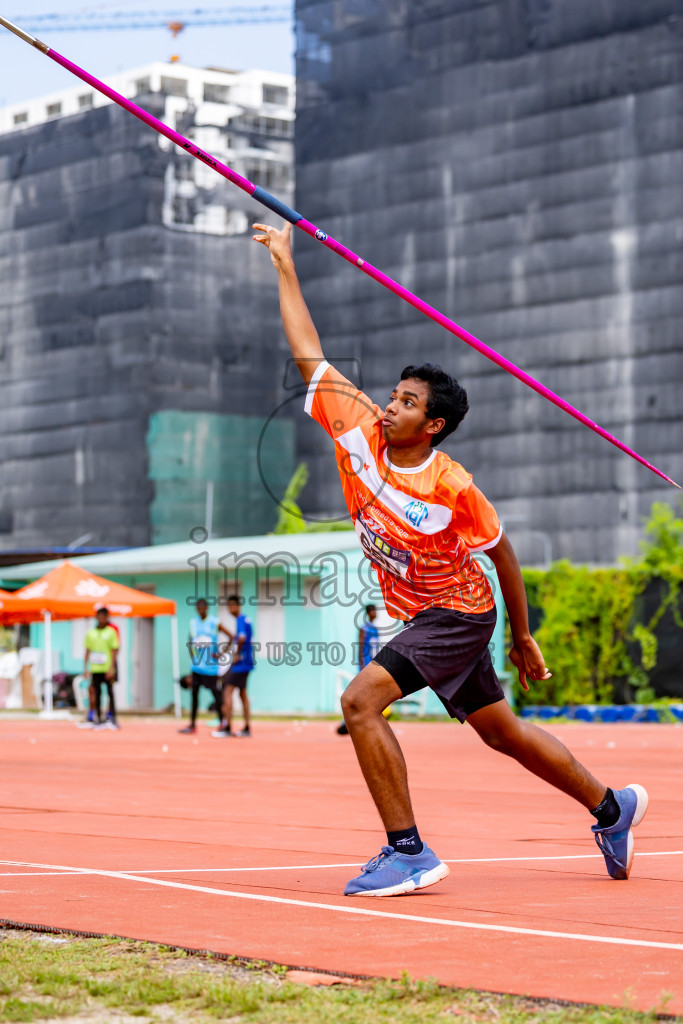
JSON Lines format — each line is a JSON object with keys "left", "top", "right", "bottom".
{"left": 651, "top": 467, "right": 680, "bottom": 489}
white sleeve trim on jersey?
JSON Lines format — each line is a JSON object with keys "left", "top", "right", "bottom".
{"left": 467, "top": 522, "right": 503, "bottom": 553}
{"left": 304, "top": 360, "right": 331, "bottom": 416}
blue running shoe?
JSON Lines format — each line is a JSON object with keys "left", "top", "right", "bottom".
{"left": 344, "top": 845, "right": 449, "bottom": 897}
{"left": 592, "top": 784, "right": 648, "bottom": 880}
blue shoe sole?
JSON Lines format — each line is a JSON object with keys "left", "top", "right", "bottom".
{"left": 619, "top": 783, "right": 648, "bottom": 879}
{"left": 595, "top": 783, "right": 649, "bottom": 880}
{"left": 345, "top": 860, "right": 450, "bottom": 897}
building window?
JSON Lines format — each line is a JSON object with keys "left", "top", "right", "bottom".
{"left": 262, "top": 84, "right": 288, "bottom": 106}
{"left": 245, "top": 160, "right": 264, "bottom": 186}
{"left": 134, "top": 77, "right": 151, "bottom": 94}
{"left": 161, "top": 76, "right": 188, "bottom": 97}
{"left": 175, "top": 110, "right": 193, "bottom": 133}
{"left": 78, "top": 93, "right": 93, "bottom": 109}
{"left": 46, "top": 102, "right": 62, "bottom": 117}
{"left": 224, "top": 209, "right": 248, "bottom": 235}
{"left": 245, "top": 160, "right": 289, "bottom": 190}
{"left": 203, "top": 82, "right": 230, "bottom": 104}
{"left": 13, "top": 112, "right": 28, "bottom": 125}
{"left": 172, "top": 196, "right": 195, "bottom": 224}
{"left": 174, "top": 160, "right": 194, "bottom": 181}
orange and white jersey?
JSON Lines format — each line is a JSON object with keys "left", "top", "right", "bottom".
{"left": 305, "top": 362, "right": 502, "bottom": 620}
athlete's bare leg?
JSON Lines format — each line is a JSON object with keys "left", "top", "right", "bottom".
{"left": 239, "top": 687, "right": 251, "bottom": 731}
{"left": 341, "top": 663, "right": 414, "bottom": 831}
{"left": 222, "top": 684, "right": 235, "bottom": 732}
{"left": 467, "top": 699, "right": 606, "bottom": 809}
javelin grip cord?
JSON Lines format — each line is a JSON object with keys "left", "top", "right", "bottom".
{"left": 0, "top": 15, "right": 678, "bottom": 488}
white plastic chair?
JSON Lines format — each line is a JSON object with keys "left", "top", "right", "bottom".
{"left": 71, "top": 673, "right": 90, "bottom": 713}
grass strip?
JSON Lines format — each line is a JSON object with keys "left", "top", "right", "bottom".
{"left": 0, "top": 928, "right": 679, "bottom": 1023}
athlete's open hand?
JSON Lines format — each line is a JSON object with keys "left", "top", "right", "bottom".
{"left": 252, "top": 222, "right": 293, "bottom": 270}
{"left": 508, "top": 639, "right": 551, "bottom": 692}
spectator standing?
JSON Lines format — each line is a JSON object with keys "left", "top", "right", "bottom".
{"left": 80, "top": 617, "right": 120, "bottom": 725}
{"left": 212, "top": 595, "right": 254, "bottom": 738}
{"left": 180, "top": 598, "right": 227, "bottom": 734}
{"left": 359, "top": 604, "right": 381, "bottom": 666}
{"left": 214, "top": 601, "right": 238, "bottom": 724}
{"left": 83, "top": 607, "right": 120, "bottom": 730}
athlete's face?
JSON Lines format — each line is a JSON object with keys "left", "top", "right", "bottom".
{"left": 382, "top": 379, "right": 444, "bottom": 447}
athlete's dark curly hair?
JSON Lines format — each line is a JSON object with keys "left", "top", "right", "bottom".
{"left": 400, "top": 363, "right": 469, "bottom": 446}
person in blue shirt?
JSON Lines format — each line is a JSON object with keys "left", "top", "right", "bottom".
{"left": 212, "top": 594, "right": 254, "bottom": 738}
{"left": 359, "top": 604, "right": 381, "bottom": 666}
{"left": 338, "top": 605, "right": 381, "bottom": 735}
{"left": 179, "top": 598, "right": 229, "bottom": 734}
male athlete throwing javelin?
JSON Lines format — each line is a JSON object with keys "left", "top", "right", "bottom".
{"left": 254, "top": 221, "right": 648, "bottom": 896}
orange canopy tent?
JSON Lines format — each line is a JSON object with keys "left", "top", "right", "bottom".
{"left": 0, "top": 560, "right": 175, "bottom": 620}
{"left": 0, "top": 561, "right": 179, "bottom": 716}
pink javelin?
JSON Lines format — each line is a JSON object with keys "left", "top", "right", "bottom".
{"left": 0, "top": 15, "right": 678, "bottom": 489}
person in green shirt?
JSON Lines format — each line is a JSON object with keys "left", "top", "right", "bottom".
{"left": 84, "top": 607, "right": 120, "bottom": 730}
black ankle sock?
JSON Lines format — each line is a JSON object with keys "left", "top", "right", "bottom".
{"left": 387, "top": 825, "right": 423, "bottom": 855}
{"left": 590, "top": 788, "right": 620, "bottom": 828}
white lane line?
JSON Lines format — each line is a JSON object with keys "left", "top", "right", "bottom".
{"left": 129, "top": 850, "right": 683, "bottom": 872}
{"left": 0, "top": 872, "right": 91, "bottom": 877}
{"left": 0, "top": 861, "right": 364, "bottom": 875}
{"left": 1, "top": 850, "right": 682, "bottom": 877}
{"left": 2, "top": 858, "right": 683, "bottom": 953}
{"left": 447, "top": 850, "right": 683, "bottom": 865}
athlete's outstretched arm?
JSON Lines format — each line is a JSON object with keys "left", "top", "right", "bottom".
{"left": 252, "top": 222, "right": 324, "bottom": 384}
{"left": 487, "top": 532, "right": 551, "bottom": 692}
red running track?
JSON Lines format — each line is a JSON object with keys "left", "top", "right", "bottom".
{"left": 1, "top": 717, "right": 682, "bottom": 1013}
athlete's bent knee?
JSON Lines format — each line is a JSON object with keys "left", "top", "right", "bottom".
{"left": 478, "top": 723, "right": 524, "bottom": 756}
{"left": 340, "top": 688, "right": 374, "bottom": 726}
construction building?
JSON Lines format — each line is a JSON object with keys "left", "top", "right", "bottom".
{"left": 294, "top": 0, "right": 683, "bottom": 564}
{"left": 0, "top": 60, "right": 295, "bottom": 549}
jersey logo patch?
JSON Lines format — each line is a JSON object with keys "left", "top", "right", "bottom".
{"left": 403, "top": 500, "right": 429, "bottom": 528}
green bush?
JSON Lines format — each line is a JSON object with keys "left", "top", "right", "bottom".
{"left": 513, "top": 501, "right": 683, "bottom": 706}
{"left": 272, "top": 462, "right": 353, "bottom": 534}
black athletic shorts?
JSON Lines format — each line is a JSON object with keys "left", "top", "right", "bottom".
{"left": 91, "top": 672, "right": 114, "bottom": 688}
{"left": 221, "top": 670, "right": 250, "bottom": 692}
{"left": 373, "top": 606, "right": 504, "bottom": 723}
{"left": 191, "top": 671, "right": 219, "bottom": 690}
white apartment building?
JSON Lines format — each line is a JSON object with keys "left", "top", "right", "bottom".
{"left": 0, "top": 61, "right": 294, "bottom": 236}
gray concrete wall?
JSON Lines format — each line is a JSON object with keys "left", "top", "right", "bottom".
{"left": 294, "top": 0, "right": 683, "bottom": 564}
{"left": 0, "top": 101, "right": 287, "bottom": 548}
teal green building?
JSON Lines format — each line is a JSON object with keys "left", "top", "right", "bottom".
{"left": 2, "top": 534, "right": 508, "bottom": 717}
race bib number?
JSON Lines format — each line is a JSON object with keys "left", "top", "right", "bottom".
{"left": 90, "top": 652, "right": 107, "bottom": 665}
{"left": 355, "top": 514, "right": 411, "bottom": 579}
